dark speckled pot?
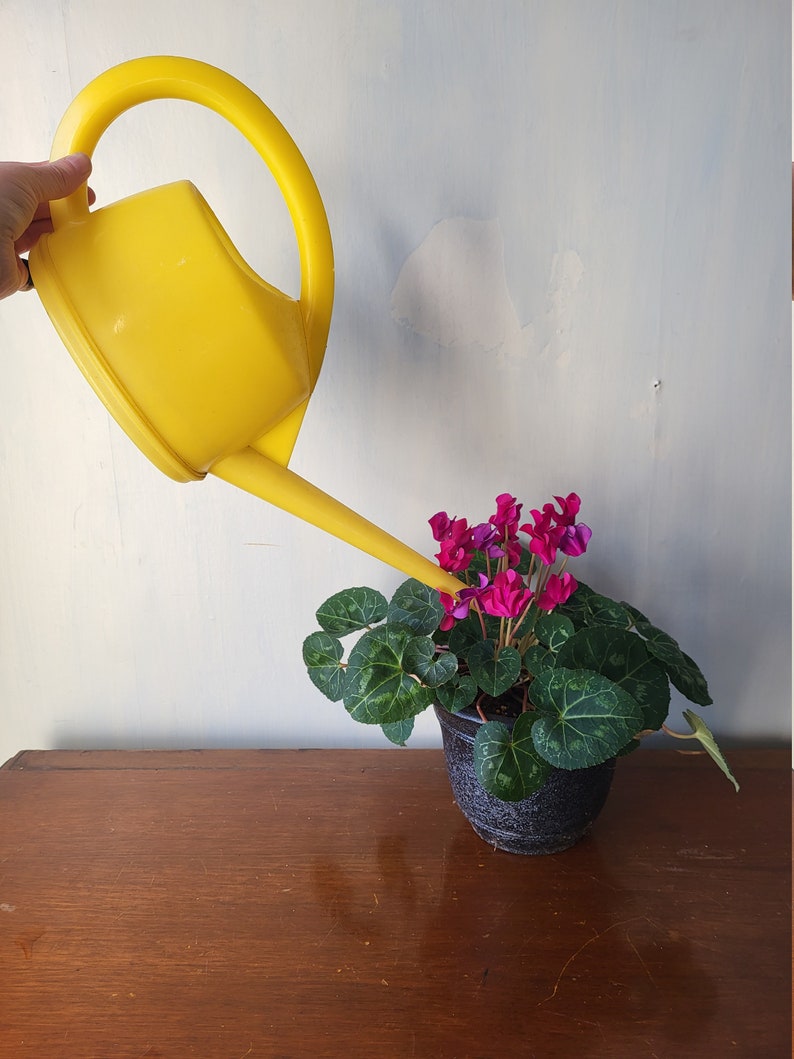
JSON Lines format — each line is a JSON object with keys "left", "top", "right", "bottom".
{"left": 434, "top": 704, "right": 616, "bottom": 855}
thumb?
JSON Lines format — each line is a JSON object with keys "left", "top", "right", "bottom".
{"left": 30, "top": 153, "right": 92, "bottom": 201}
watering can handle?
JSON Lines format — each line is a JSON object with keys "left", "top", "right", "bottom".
{"left": 47, "top": 55, "right": 333, "bottom": 381}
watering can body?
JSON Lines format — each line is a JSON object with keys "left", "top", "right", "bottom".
{"left": 30, "top": 57, "right": 461, "bottom": 595}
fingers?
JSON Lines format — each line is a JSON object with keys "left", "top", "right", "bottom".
{"left": 0, "top": 242, "right": 27, "bottom": 299}
{"left": 14, "top": 217, "right": 55, "bottom": 254}
{"left": 29, "top": 184, "right": 95, "bottom": 222}
{"left": 0, "top": 154, "right": 94, "bottom": 300}
{"left": 27, "top": 154, "right": 92, "bottom": 202}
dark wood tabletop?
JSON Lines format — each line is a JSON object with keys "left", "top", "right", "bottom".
{"left": 0, "top": 747, "right": 789, "bottom": 1058}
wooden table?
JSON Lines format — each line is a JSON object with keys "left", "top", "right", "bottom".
{"left": 0, "top": 748, "right": 789, "bottom": 1058}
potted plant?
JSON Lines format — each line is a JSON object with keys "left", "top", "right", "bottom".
{"left": 303, "top": 492, "right": 737, "bottom": 854}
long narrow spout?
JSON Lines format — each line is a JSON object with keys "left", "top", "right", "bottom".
{"left": 211, "top": 447, "right": 464, "bottom": 596}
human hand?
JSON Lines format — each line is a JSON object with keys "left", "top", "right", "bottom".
{"left": 0, "top": 154, "right": 93, "bottom": 300}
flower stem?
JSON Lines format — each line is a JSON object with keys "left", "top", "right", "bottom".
{"left": 475, "top": 694, "right": 488, "bottom": 723}
{"left": 509, "top": 596, "right": 536, "bottom": 647}
{"left": 661, "top": 723, "right": 697, "bottom": 740}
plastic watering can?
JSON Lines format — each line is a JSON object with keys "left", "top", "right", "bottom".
{"left": 29, "top": 56, "right": 461, "bottom": 595}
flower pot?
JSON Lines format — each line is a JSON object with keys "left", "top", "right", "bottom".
{"left": 433, "top": 703, "right": 616, "bottom": 855}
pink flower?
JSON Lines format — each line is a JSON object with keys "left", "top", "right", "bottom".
{"left": 521, "top": 515, "right": 564, "bottom": 566}
{"left": 436, "top": 537, "right": 474, "bottom": 573}
{"left": 438, "top": 592, "right": 470, "bottom": 631}
{"left": 535, "top": 572, "right": 578, "bottom": 612}
{"left": 481, "top": 569, "right": 533, "bottom": 619}
{"left": 490, "top": 493, "right": 523, "bottom": 535}
{"left": 501, "top": 535, "right": 523, "bottom": 568}
{"left": 430, "top": 514, "right": 474, "bottom": 572}
{"left": 437, "top": 575, "right": 489, "bottom": 630}
{"left": 550, "top": 493, "right": 581, "bottom": 527}
{"left": 429, "top": 511, "right": 459, "bottom": 542}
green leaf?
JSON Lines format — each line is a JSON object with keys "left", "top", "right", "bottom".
{"left": 316, "top": 587, "right": 387, "bottom": 635}
{"left": 529, "top": 667, "right": 643, "bottom": 769}
{"left": 620, "top": 601, "right": 649, "bottom": 627}
{"left": 534, "top": 612, "right": 575, "bottom": 652}
{"left": 403, "top": 637, "right": 459, "bottom": 688}
{"left": 302, "top": 632, "right": 346, "bottom": 702}
{"left": 635, "top": 622, "right": 712, "bottom": 706}
{"left": 473, "top": 713, "right": 551, "bottom": 801}
{"left": 388, "top": 579, "right": 445, "bottom": 635}
{"left": 556, "top": 627, "right": 670, "bottom": 731}
{"left": 467, "top": 640, "right": 522, "bottom": 697}
{"left": 584, "top": 593, "right": 632, "bottom": 628}
{"left": 436, "top": 674, "right": 478, "bottom": 712}
{"left": 682, "top": 710, "right": 739, "bottom": 792}
{"left": 523, "top": 644, "right": 554, "bottom": 678}
{"left": 342, "top": 624, "right": 435, "bottom": 724}
{"left": 381, "top": 718, "right": 415, "bottom": 746}
{"left": 443, "top": 610, "right": 500, "bottom": 654}
{"left": 554, "top": 580, "right": 599, "bottom": 628}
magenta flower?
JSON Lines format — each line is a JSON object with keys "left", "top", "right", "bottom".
{"left": 490, "top": 493, "right": 523, "bottom": 535}
{"left": 521, "top": 515, "right": 564, "bottom": 566}
{"left": 481, "top": 569, "right": 533, "bottom": 619}
{"left": 550, "top": 493, "right": 582, "bottom": 527}
{"left": 438, "top": 592, "right": 470, "bottom": 631}
{"left": 558, "top": 522, "right": 592, "bottom": 557}
{"left": 430, "top": 511, "right": 467, "bottom": 542}
{"left": 535, "top": 572, "right": 578, "bottom": 611}
{"left": 437, "top": 575, "right": 488, "bottom": 630}
{"left": 501, "top": 535, "right": 523, "bottom": 568}
{"left": 431, "top": 514, "right": 474, "bottom": 572}
{"left": 436, "top": 537, "right": 474, "bottom": 573}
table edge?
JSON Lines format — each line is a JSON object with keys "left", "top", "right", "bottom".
{"left": 1, "top": 746, "right": 788, "bottom": 772}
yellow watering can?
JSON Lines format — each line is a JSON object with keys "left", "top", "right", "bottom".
{"left": 29, "top": 56, "right": 461, "bottom": 595}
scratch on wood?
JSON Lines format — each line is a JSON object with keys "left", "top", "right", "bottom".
{"left": 14, "top": 929, "right": 45, "bottom": 959}
{"left": 625, "top": 929, "right": 656, "bottom": 984}
{"left": 539, "top": 916, "right": 650, "bottom": 1004}
{"left": 315, "top": 921, "right": 339, "bottom": 946}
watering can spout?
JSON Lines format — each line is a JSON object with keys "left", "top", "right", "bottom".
{"left": 29, "top": 56, "right": 462, "bottom": 597}
{"left": 211, "top": 448, "right": 463, "bottom": 595}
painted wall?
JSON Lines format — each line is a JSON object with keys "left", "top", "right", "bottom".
{"left": 0, "top": 0, "right": 789, "bottom": 763}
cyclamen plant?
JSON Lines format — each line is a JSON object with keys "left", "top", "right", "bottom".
{"left": 303, "top": 492, "right": 737, "bottom": 801}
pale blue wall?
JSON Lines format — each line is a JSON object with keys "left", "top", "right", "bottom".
{"left": 0, "top": 0, "right": 789, "bottom": 760}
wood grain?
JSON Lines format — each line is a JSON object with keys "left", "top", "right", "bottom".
{"left": 0, "top": 749, "right": 789, "bottom": 1058}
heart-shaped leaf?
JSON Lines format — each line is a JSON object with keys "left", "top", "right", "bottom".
{"left": 529, "top": 667, "right": 643, "bottom": 769}
{"left": 467, "top": 640, "right": 522, "bottom": 697}
{"left": 621, "top": 600, "right": 649, "bottom": 627}
{"left": 523, "top": 644, "right": 554, "bottom": 678}
{"left": 302, "top": 632, "right": 346, "bottom": 701}
{"left": 534, "top": 612, "right": 575, "bottom": 652}
{"left": 681, "top": 710, "right": 739, "bottom": 791}
{"left": 316, "top": 587, "right": 387, "bottom": 635}
{"left": 443, "top": 611, "right": 499, "bottom": 653}
{"left": 584, "top": 593, "right": 632, "bottom": 628}
{"left": 403, "top": 637, "right": 458, "bottom": 687}
{"left": 342, "top": 625, "right": 434, "bottom": 724}
{"left": 635, "top": 622, "right": 712, "bottom": 706}
{"left": 473, "top": 713, "right": 550, "bottom": 801}
{"left": 554, "top": 580, "right": 599, "bottom": 628}
{"left": 436, "top": 674, "right": 478, "bottom": 713}
{"left": 381, "top": 718, "right": 415, "bottom": 746}
{"left": 556, "top": 626, "right": 670, "bottom": 731}
{"left": 388, "top": 579, "right": 445, "bottom": 635}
